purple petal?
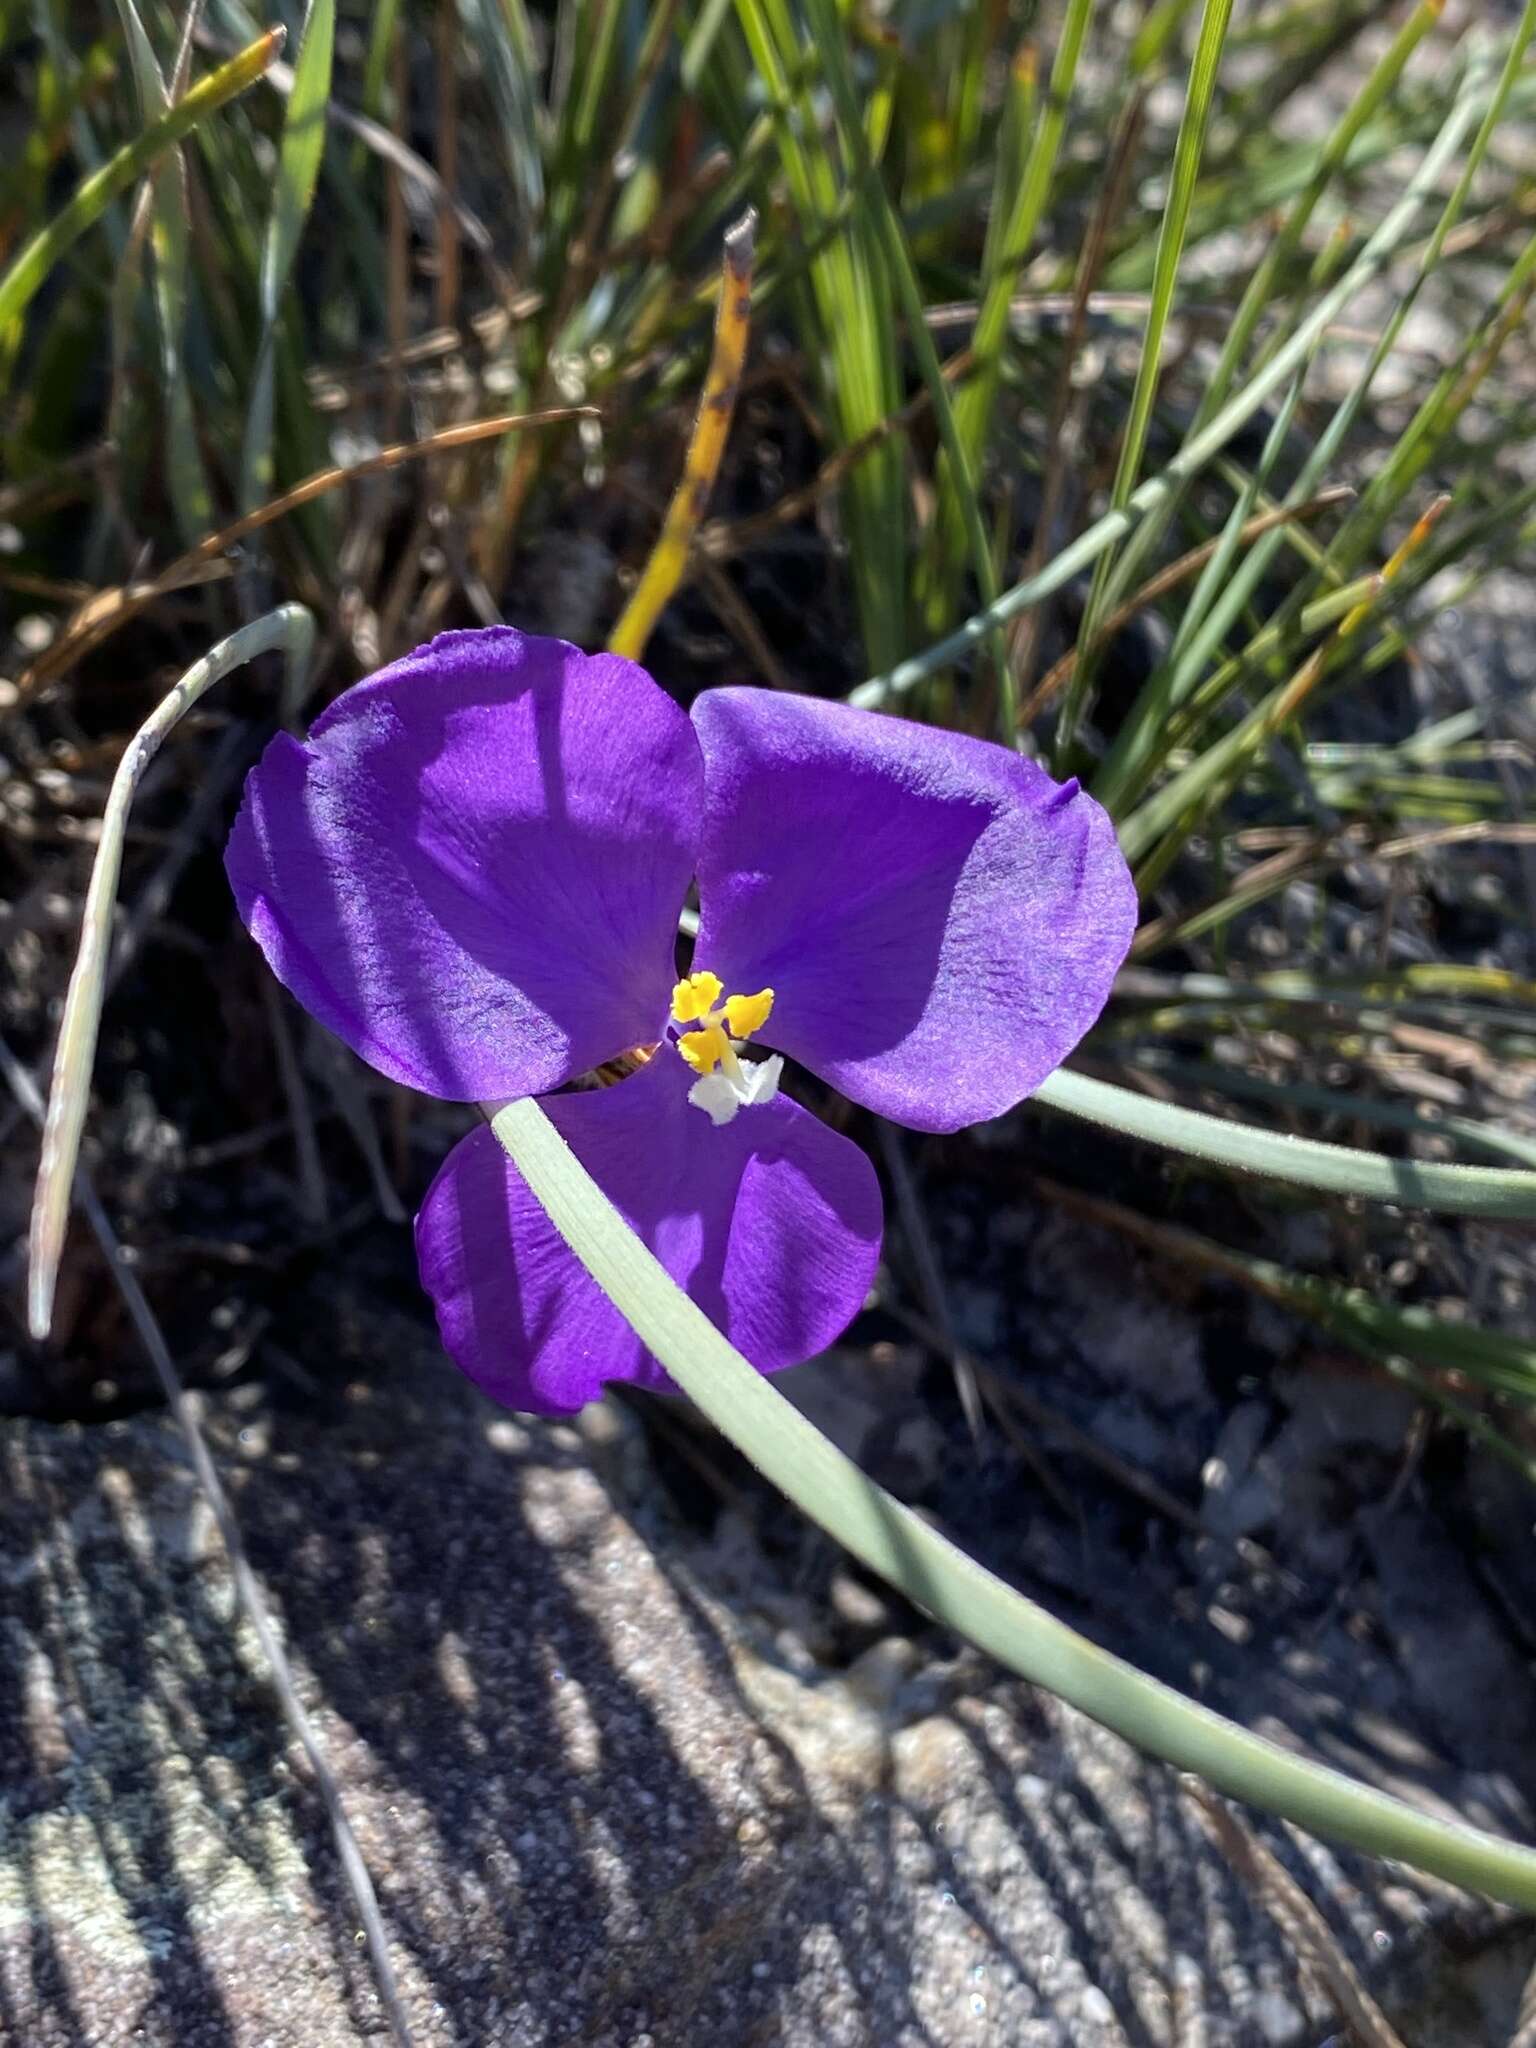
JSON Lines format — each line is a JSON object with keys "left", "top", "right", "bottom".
{"left": 415, "top": 1052, "right": 882, "bottom": 1415}
{"left": 226, "top": 629, "right": 701, "bottom": 1101}
{"left": 691, "top": 689, "right": 1136, "bottom": 1133}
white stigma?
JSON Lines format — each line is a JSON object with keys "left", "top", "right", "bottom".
{"left": 687, "top": 1050, "right": 784, "bottom": 1126}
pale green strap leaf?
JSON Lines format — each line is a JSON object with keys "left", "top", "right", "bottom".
{"left": 491, "top": 1094, "right": 1536, "bottom": 1911}
{"left": 27, "top": 606, "right": 316, "bottom": 1343}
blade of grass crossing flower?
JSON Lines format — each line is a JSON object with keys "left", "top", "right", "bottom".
{"left": 1053, "top": 0, "right": 1236, "bottom": 770}
{"left": 1032, "top": 1067, "right": 1536, "bottom": 1219}
{"left": 27, "top": 606, "right": 316, "bottom": 1342}
{"left": 490, "top": 1093, "right": 1536, "bottom": 1910}
{"left": 239, "top": 0, "right": 334, "bottom": 513}
{"left": 850, "top": 61, "right": 1492, "bottom": 710}
{"left": 608, "top": 211, "right": 755, "bottom": 660}
{"left": 0, "top": 28, "right": 283, "bottom": 360}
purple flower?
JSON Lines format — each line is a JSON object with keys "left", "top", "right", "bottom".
{"left": 226, "top": 627, "right": 1135, "bottom": 1415}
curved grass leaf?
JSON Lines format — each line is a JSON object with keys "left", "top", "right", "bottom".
{"left": 27, "top": 606, "right": 316, "bottom": 1343}
{"left": 491, "top": 1092, "right": 1536, "bottom": 1912}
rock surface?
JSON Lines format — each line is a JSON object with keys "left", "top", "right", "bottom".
{"left": 1, "top": 1317, "right": 1531, "bottom": 2048}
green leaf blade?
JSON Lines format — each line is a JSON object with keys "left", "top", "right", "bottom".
{"left": 491, "top": 1094, "right": 1536, "bottom": 1913}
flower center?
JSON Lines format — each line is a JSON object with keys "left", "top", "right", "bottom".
{"left": 670, "top": 970, "right": 780, "bottom": 1126}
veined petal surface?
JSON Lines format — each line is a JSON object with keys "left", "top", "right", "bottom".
{"left": 691, "top": 689, "right": 1136, "bottom": 1133}
{"left": 227, "top": 629, "right": 701, "bottom": 1101}
{"left": 415, "top": 1053, "right": 882, "bottom": 1415}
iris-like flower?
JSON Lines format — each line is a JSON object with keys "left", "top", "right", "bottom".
{"left": 226, "top": 628, "right": 1135, "bottom": 1414}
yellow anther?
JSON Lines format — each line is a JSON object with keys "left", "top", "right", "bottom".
{"left": 671, "top": 970, "right": 723, "bottom": 1024}
{"left": 677, "top": 1022, "right": 730, "bottom": 1075}
{"left": 672, "top": 970, "right": 775, "bottom": 1086}
{"left": 724, "top": 988, "right": 774, "bottom": 1040}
